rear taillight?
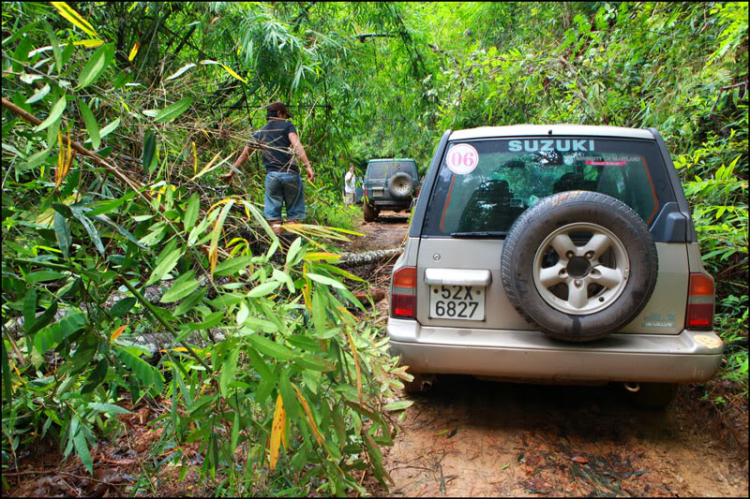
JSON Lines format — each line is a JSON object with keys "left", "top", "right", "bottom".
{"left": 686, "top": 273, "right": 714, "bottom": 330}
{"left": 391, "top": 266, "right": 417, "bottom": 318}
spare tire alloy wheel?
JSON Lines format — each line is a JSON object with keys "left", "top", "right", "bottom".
{"left": 501, "top": 191, "right": 659, "bottom": 342}
{"left": 533, "top": 222, "right": 629, "bottom": 315}
{"left": 388, "top": 172, "right": 414, "bottom": 200}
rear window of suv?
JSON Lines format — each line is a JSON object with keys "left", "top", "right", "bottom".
{"left": 422, "top": 137, "right": 675, "bottom": 236}
{"left": 367, "top": 161, "right": 417, "bottom": 180}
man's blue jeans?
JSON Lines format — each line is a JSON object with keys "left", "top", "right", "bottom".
{"left": 264, "top": 171, "right": 305, "bottom": 221}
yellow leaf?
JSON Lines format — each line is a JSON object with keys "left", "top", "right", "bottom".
{"left": 206, "top": 196, "right": 237, "bottom": 214}
{"left": 345, "top": 328, "right": 364, "bottom": 407}
{"left": 72, "top": 39, "right": 104, "bottom": 47}
{"left": 269, "top": 394, "right": 286, "bottom": 470}
{"left": 191, "top": 151, "right": 231, "bottom": 181}
{"left": 192, "top": 141, "right": 197, "bottom": 175}
{"left": 209, "top": 246, "right": 218, "bottom": 280}
{"left": 293, "top": 384, "right": 323, "bottom": 445}
{"left": 51, "top": 2, "right": 100, "bottom": 39}
{"left": 128, "top": 42, "right": 140, "bottom": 61}
{"left": 302, "top": 283, "right": 312, "bottom": 311}
{"left": 220, "top": 64, "right": 247, "bottom": 83}
{"left": 303, "top": 252, "right": 342, "bottom": 262}
{"left": 110, "top": 325, "right": 126, "bottom": 342}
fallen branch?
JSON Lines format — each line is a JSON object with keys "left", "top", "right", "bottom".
{"left": 338, "top": 248, "right": 404, "bottom": 267}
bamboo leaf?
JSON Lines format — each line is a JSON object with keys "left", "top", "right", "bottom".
{"left": 246, "top": 334, "right": 295, "bottom": 361}
{"left": 214, "top": 256, "right": 252, "bottom": 277}
{"left": 53, "top": 211, "right": 72, "bottom": 258}
{"left": 153, "top": 98, "right": 193, "bottom": 123}
{"left": 51, "top": 2, "right": 99, "bottom": 38}
{"left": 2, "top": 341, "right": 12, "bottom": 401}
{"left": 305, "top": 272, "right": 345, "bottom": 290}
{"left": 142, "top": 130, "right": 156, "bottom": 172}
{"left": 285, "top": 237, "right": 303, "bottom": 266}
{"left": 174, "top": 287, "right": 206, "bottom": 316}
{"left": 146, "top": 247, "right": 182, "bottom": 285}
{"left": 220, "top": 346, "right": 239, "bottom": 398}
{"left": 77, "top": 99, "right": 100, "bottom": 150}
{"left": 99, "top": 118, "right": 120, "bottom": 138}
{"left": 73, "top": 211, "right": 105, "bottom": 255}
{"left": 165, "top": 63, "right": 197, "bottom": 81}
{"left": 87, "top": 402, "right": 131, "bottom": 414}
{"left": 209, "top": 200, "right": 233, "bottom": 279}
{"left": 26, "top": 300, "right": 59, "bottom": 336}
{"left": 111, "top": 297, "right": 136, "bottom": 318}
{"left": 77, "top": 43, "right": 114, "bottom": 90}
{"left": 110, "top": 325, "right": 126, "bottom": 342}
{"left": 73, "top": 39, "right": 104, "bottom": 47}
{"left": 128, "top": 42, "right": 140, "bottom": 61}
{"left": 25, "top": 84, "right": 51, "bottom": 104}
{"left": 34, "top": 96, "right": 66, "bottom": 132}
{"left": 73, "top": 427, "right": 93, "bottom": 475}
{"left": 269, "top": 394, "right": 285, "bottom": 470}
{"left": 23, "top": 287, "right": 38, "bottom": 332}
{"left": 383, "top": 400, "right": 414, "bottom": 411}
{"left": 345, "top": 328, "right": 363, "bottom": 407}
{"left": 160, "top": 271, "right": 200, "bottom": 303}
{"left": 90, "top": 214, "right": 146, "bottom": 248}
{"left": 42, "top": 22, "right": 62, "bottom": 73}
{"left": 293, "top": 384, "right": 324, "bottom": 445}
{"left": 247, "top": 280, "right": 281, "bottom": 298}
{"left": 183, "top": 193, "right": 199, "bottom": 229}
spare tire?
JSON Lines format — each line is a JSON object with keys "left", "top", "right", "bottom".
{"left": 388, "top": 172, "right": 414, "bottom": 200}
{"left": 501, "top": 191, "right": 658, "bottom": 342}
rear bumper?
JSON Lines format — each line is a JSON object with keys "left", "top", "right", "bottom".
{"left": 387, "top": 319, "right": 724, "bottom": 383}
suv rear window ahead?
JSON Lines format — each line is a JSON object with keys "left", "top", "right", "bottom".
{"left": 422, "top": 138, "right": 675, "bottom": 236}
{"left": 367, "top": 161, "right": 416, "bottom": 180}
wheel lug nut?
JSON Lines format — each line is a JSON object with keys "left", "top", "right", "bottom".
{"left": 585, "top": 251, "right": 594, "bottom": 259}
{"left": 566, "top": 251, "right": 574, "bottom": 259}
{"left": 575, "top": 279, "right": 583, "bottom": 287}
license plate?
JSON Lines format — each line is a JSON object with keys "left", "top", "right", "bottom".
{"left": 372, "top": 189, "right": 383, "bottom": 198}
{"left": 429, "top": 285, "right": 485, "bottom": 320}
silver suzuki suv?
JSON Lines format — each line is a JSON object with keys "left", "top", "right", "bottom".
{"left": 387, "top": 125, "right": 723, "bottom": 407}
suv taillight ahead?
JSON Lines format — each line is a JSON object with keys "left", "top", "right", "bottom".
{"left": 392, "top": 266, "right": 417, "bottom": 318}
{"left": 687, "top": 273, "right": 714, "bottom": 330}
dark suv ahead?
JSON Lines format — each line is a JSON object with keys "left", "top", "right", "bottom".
{"left": 362, "top": 159, "right": 420, "bottom": 222}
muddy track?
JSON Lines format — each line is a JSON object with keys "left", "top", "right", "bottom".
{"left": 346, "top": 212, "right": 749, "bottom": 497}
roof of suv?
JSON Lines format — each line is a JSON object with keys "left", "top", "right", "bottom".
{"left": 368, "top": 158, "right": 416, "bottom": 162}
{"left": 449, "top": 125, "right": 655, "bottom": 141}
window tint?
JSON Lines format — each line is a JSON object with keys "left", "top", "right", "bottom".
{"left": 367, "top": 161, "right": 417, "bottom": 180}
{"left": 422, "top": 138, "right": 674, "bottom": 236}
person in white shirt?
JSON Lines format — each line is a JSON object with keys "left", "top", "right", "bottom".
{"left": 344, "top": 165, "right": 356, "bottom": 205}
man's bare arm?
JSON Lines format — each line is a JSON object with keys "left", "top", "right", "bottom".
{"left": 289, "top": 132, "right": 314, "bottom": 183}
{"left": 221, "top": 145, "right": 253, "bottom": 181}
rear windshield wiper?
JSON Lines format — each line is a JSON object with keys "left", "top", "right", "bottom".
{"left": 450, "top": 231, "right": 507, "bottom": 238}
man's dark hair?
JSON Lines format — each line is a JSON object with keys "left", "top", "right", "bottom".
{"left": 267, "top": 101, "right": 292, "bottom": 119}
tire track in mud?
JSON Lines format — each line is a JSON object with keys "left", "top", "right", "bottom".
{"left": 383, "top": 378, "right": 747, "bottom": 497}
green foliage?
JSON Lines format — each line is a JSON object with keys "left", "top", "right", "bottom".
{"left": 1, "top": 0, "right": 748, "bottom": 493}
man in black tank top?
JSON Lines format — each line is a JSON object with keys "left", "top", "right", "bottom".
{"left": 225, "top": 102, "right": 315, "bottom": 234}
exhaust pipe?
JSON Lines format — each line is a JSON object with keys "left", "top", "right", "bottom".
{"left": 623, "top": 382, "right": 641, "bottom": 393}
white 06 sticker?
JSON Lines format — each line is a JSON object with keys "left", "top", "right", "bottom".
{"left": 446, "top": 143, "right": 479, "bottom": 174}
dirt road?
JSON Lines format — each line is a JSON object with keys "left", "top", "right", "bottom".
{"left": 349, "top": 213, "right": 748, "bottom": 497}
